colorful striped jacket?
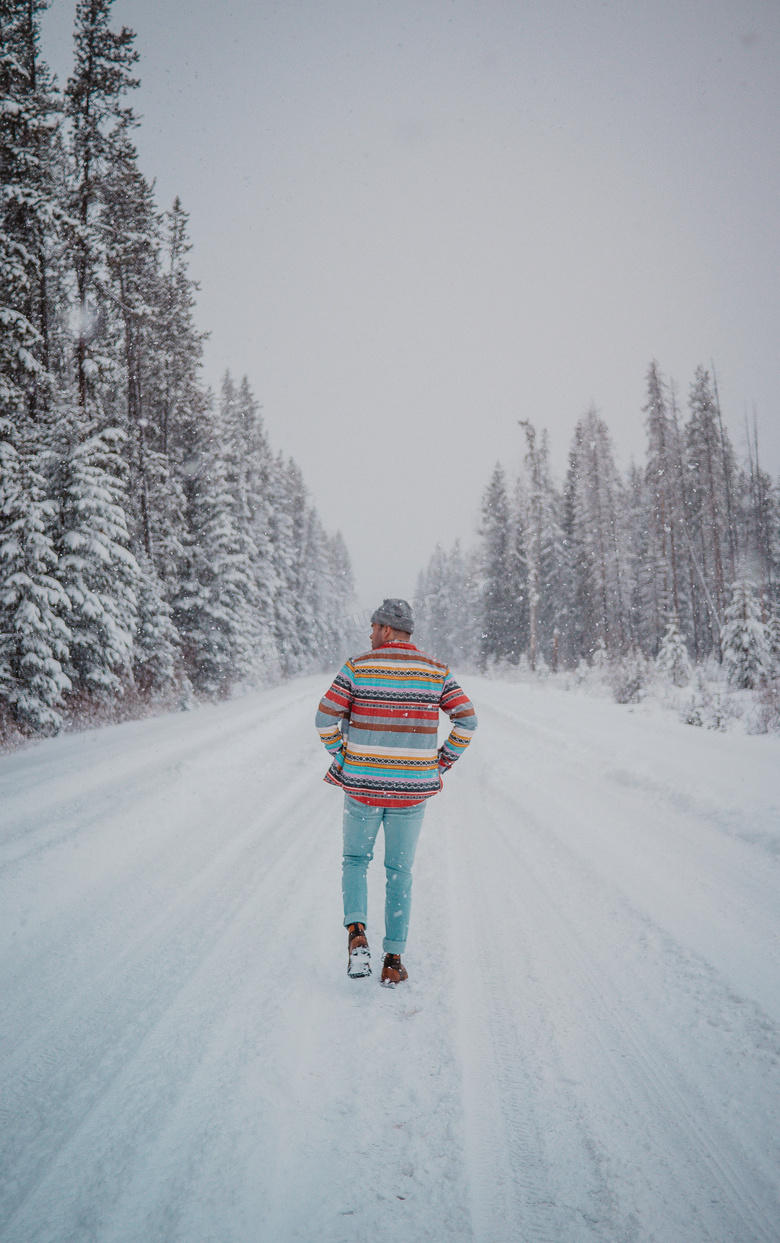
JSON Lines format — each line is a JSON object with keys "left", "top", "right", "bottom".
{"left": 315, "top": 641, "right": 477, "bottom": 806}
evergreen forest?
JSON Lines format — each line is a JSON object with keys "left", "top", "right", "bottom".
{"left": 0, "top": 0, "right": 355, "bottom": 737}
{"left": 416, "top": 360, "right": 780, "bottom": 698}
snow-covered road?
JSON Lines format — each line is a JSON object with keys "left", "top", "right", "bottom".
{"left": 2, "top": 676, "right": 779, "bottom": 1242}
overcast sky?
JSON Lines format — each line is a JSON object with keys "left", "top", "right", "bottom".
{"left": 41, "top": 0, "right": 780, "bottom": 609}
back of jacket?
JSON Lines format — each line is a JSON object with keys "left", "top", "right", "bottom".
{"left": 315, "top": 640, "right": 477, "bottom": 806}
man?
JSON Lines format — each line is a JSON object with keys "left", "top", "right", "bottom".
{"left": 316, "top": 598, "right": 477, "bottom": 987}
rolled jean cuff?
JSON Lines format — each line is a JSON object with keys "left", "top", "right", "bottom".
{"left": 383, "top": 937, "right": 406, "bottom": 954}
{"left": 344, "top": 911, "right": 367, "bottom": 928}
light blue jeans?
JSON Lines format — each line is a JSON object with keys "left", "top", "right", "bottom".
{"left": 342, "top": 795, "right": 426, "bottom": 954}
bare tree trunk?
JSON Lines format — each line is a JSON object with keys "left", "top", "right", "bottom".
{"left": 519, "top": 421, "right": 540, "bottom": 670}
{"left": 712, "top": 363, "right": 737, "bottom": 584}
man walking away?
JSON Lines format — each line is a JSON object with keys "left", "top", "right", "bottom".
{"left": 315, "top": 598, "right": 477, "bottom": 987}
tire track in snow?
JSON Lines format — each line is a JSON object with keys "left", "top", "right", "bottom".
{"left": 2, "top": 771, "right": 331, "bottom": 1243}
{"left": 445, "top": 772, "right": 605, "bottom": 1243}
{"left": 478, "top": 687, "right": 780, "bottom": 1019}
{"left": 449, "top": 693, "right": 780, "bottom": 1242}
{"left": 0, "top": 683, "right": 323, "bottom": 1022}
{"left": 0, "top": 692, "right": 327, "bottom": 1237}
{"left": 0, "top": 683, "right": 316, "bottom": 870}
{"left": 489, "top": 782, "right": 779, "bottom": 1242}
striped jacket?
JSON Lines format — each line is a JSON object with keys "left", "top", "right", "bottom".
{"left": 315, "top": 641, "right": 477, "bottom": 806}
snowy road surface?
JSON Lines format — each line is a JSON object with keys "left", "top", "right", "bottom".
{"left": 2, "top": 675, "right": 780, "bottom": 1242}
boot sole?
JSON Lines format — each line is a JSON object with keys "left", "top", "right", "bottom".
{"left": 348, "top": 948, "right": 371, "bottom": 978}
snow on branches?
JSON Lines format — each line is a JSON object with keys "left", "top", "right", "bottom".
{"left": 0, "top": 0, "right": 355, "bottom": 735}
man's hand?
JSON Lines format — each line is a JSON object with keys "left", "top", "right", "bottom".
{"left": 437, "top": 745, "right": 453, "bottom": 774}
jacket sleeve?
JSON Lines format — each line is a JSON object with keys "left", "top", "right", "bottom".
{"left": 315, "top": 662, "right": 355, "bottom": 763}
{"left": 438, "top": 673, "right": 477, "bottom": 771}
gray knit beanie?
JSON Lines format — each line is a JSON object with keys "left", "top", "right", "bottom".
{"left": 371, "top": 597, "right": 414, "bottom": 634}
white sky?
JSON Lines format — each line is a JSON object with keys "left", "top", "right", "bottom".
{"left": 41, "top": 0, "right": 780, "bottom": 609}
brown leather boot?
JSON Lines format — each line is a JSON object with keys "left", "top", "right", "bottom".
{"left": 347, "top": 923, "right": 371, "bottom": 978}
{"left": 380, "top": 953, "right": 408, "bottom": 988}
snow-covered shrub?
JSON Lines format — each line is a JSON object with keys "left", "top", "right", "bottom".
{"left": 746, "top": 681, "right": 780, "bottom": 735}
{"left": 767, "top": 614, "right": 780, "bottom": 679}
{"left": 721, "top": 580, "right": 770, "bottom": 689}
{"left": 609, "top": 648, "right": 647, "bottom": 704}
{"left": 570, "top": 659, "right": 591, "bottom": 687}
{"left": 591, "top": 641, "right": 608, "bottom": 672}
{"left": 707, "top": 691, "right": 743, "bottom": 731}
{"left": 656, "top": 615, "right": 692, "bottom": 686}
{"left": 681, "top": 695, "right": 704, "bottom": 727}
{"left": 177, "top": 674, "right": 198, "bottom": 711}
{"left": 681, "top": 686, "right": 742, "bottom": 731}
{"left": 533, "top": 654, "right": 551, "bottom": 679}
{"left": 514, "top": 653, "right": 532, "bottom": 679}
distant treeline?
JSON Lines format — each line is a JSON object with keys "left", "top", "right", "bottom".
{"left": 0, "top": 1, "right": 354, "bottom": 734}
{"left": 416, "top": 361, "right": 780, "bottom": 685}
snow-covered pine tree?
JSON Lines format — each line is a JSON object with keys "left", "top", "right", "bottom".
{"left": 284, "top": 458, "right": 318, "bottom": 667}
{"left": 148, "top": 197, "right": 207, "bottom": 590}
{"left": 328, "top": 530, "right": 355, "bottom": 620}
{"left": 133, "top": 551, "right": 177, "bottom": 692}
{"left": 415, "top": 540, "right": 480, "bottom": 668}
{"left": 721, "top": 579, "right": 770, "bottom": 689}
{"left": 261, "top": 449, "right": 299, "bottom": 674}
{"left": 131, "top": 196, "right": 211, "bottom": 624}
{"left": 683, "top": 367, "right": 736, "bottom": 658}
{"left": 741, "top": 415, "right": 779, "bottom": 619}
{"left": 666, "top": 377, "right": 707, "bottom": 663}
{"left": 712, "top": 365, "right": 739, "bottom": 590}
{"left": 101, "top": 134, "right": 187, "bottom": 637}
{"left": 518, "top": 422, "right": 541, "bottom": 668}
{"left": 52, "top": 419, "right": 138, "bottom": 695}
{"left": 173, "top": 391, "right": 258, "bottom": 695}
{"left": 158, "top": 198, "right": 208, "bottom": 459}
{"left": 0, "top": 6, "right": 72, "bottom": 731}
{"left": 536, "top": 439, "right": 569, "bottom": 671}
{"left": 222, "top": 373, "right": 277, "bottom": 670}
{"left": 655, "top": 614, "right": 692, "bottom": 686}
{"left": 102, "top": 125, "right": 166, "bottom": 559}
{"left": 564, "top": 407, "right": 632, "bottom": 662}
{"left": 480, "top": 464, "right": 521, "bottom": 666}
{"left": 563, "top": 419, "right": 592, "bottom": 664}
{"left": 455, "top": 541, "right": 483, "bottom": 666}
{"left": 265, "top": 450, "right": 356, "bottom": 674}
{"left": 0, "top": 0, "right": 63, "bottom": 425}
{"left": 299, "top": 506, "right": 340, "bottom": 668}
{"left": 415, "top": 543, "right": 451, "bottom": 660}
{"left": 65, "top": 0, "right": 139, "bottom": 417}
{"left": 767, "top": 611, "right": 780, "bottom": 679}
{"left": 314, "top": 527, "right": 355, "bottom": 669}
{"left": 517, "top": 421, "right": 568, "bottom": 668}
{"left": 626, "top": 458, "right": 655, "bottom": 655}
{"left": 0, "top": 438, "right": 71, "bottom": 730}
{"left": 641, "top": 361, "right": 686, "bottom": 654}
